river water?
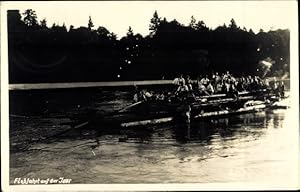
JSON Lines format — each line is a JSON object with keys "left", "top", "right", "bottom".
{"left": 8, "top": 88, "right": 299, "bottom": 187}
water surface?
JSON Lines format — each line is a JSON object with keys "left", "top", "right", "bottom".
{"left": 9, "top": 89, "right": 298, "bottom": 185}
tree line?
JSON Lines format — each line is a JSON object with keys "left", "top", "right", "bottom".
{"left": 8, "top": 9, "right": 290, "bottom": 83}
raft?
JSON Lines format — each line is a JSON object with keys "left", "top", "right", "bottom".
{"left": 70, "top": 89, "right": 288, "bottom": 128}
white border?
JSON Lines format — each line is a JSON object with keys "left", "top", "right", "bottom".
{"left": 1, "top": 1, "right": 299, "bottom": 191}
{"left": 1, "top": 1, "right": 10, "bottom": 191}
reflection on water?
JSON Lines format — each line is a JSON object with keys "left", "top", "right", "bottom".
{"left": 10, "top": 109, "right": 298, "bottom": 184}
{"left": 9, "top": 90, "right": 298, "bottom": 185}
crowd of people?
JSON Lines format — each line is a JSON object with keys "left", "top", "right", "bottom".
{"left": 133, "top": 71, "right": 285, "bottom": 103}
{"left": 173, "top": 71, "right": 285, "bottom": 97}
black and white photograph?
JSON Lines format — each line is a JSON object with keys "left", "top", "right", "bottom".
{"left": 1, "top": 1, "right": 299, "bottom": 191}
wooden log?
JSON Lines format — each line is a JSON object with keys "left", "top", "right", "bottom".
{"left": 194, "top": 89, "right": 268, "bottom": 101}
{"left": 193, "top": 104, "right": 266, "bottom": 119}
{"left": 120, "top": 103, "right": 268, "bottom": 127}
{"left": 121, "top": 117, "right": 173, "bottom": 127}
{"left": 118, "top": 101, "right": 143, "bottom": 112}
{"left": 74, "top": 121, "right": 89, "bottom": 129}
{"left": 193, "top": 96, "right": 255, "bottom": 107}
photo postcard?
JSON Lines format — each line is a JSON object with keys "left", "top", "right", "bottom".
{"left": 1, "top": 1, "right": 299, "bottom": 191}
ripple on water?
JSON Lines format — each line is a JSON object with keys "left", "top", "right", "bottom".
{"left": 9, "top": 92, "right": 297, "bottom": 184}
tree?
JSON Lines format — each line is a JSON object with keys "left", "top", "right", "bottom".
{"left": 195, "top": 20, "right": 208, "bottom": 31}
{"left": 22, "top": 9, "right": 38, "bottom": 27}
{"left": 97, "top": 26, "right": 110, "bottom": 36}
{"left": 51, "top": 23, "right": 57, "bottom": 29}
{"left": 40, "top": 18, "right": 47, "bottom": 28}
{"left": 149, "top": 10, "right": 161, "bottom": 36}
{"left": 62, "top": 23, "right": 67, "bottom": 31}
{"left": 88, "top": 16, "right": 94, "bottom": 30}
{"left": 189, "top": 16, "right": 197, "bottom": 29}
{"left": 96, "top": 26, "right": 117, "bottom": 40}
{"left": 69, "top": 25, "right": 74, "bottom": 31}
{"left": 170, "top": 19, "right": 181, "bottom": 26}
{"left": 229, "top": 18, "right": 238, "bottom": 30}
{"left": 108, "top": 32, "right": 117, "bottom": 40}
{"left": 162, "top": 17, "right": 167, "bottom": 23}
{"left": 127, "top": 26, "right": 134, "bottom": 37}
{"left": 8, "top": 10, "right": 25, "bottom": 33}
{"left": 249, "top": 28, "right": 255, "bottom": 35}
{"left": 8, "top": 8, "right": 290, "bottom": 82}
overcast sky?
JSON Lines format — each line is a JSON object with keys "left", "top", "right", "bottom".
{"left": 2, "top": 1, "right": 298, "bottom": 38}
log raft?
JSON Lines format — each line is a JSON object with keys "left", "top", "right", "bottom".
{"left": 70, "top": 89, "right": 288, "bottom": 128}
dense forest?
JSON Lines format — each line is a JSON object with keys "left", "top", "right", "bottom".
{"left": 8, "top": 9, "right": 290, "bottom": 83}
